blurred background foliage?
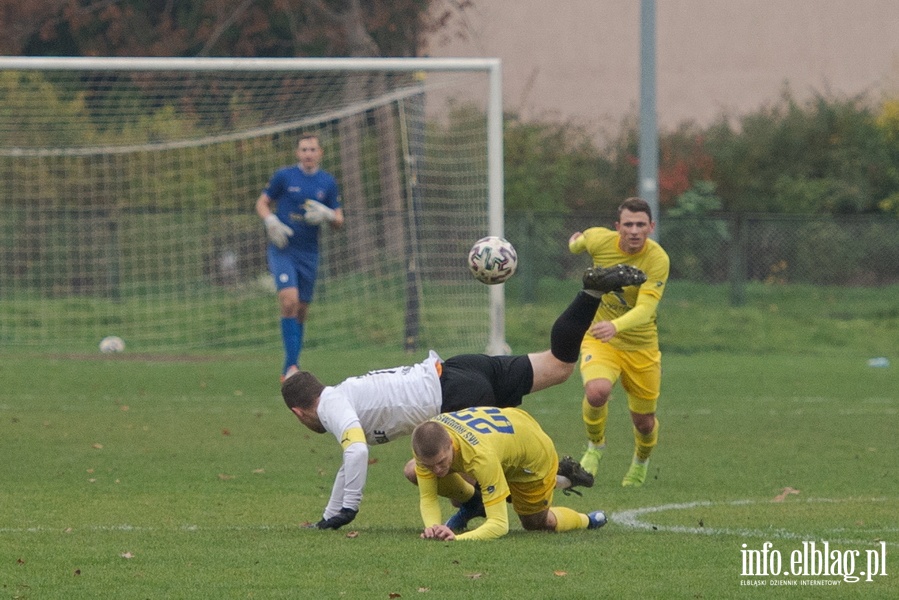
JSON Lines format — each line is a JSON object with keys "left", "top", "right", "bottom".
{"left": 4, "top": 1, "right": 899, "bottom": 219}
{"left": 504, "top": 88, "right": 899, "bottom": 219}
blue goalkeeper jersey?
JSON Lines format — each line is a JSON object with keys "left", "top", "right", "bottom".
{"left": 263, "top": 165, "right": 341, "bottom": 253}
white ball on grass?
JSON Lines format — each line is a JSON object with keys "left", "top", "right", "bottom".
{"left": 99, "top": 336, "right": 125, "bottom": 353}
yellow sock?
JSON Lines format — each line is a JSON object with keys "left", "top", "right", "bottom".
{"left": 582, "top": 397, "right": 608, "bottom": 446}
{"left": 436, "top": 473, "right": 475, "bottom": 503}
{"left": 633, "top": 417, "right": 659, "bottom": 462}
{"left": 549, "top": 506, "right": 589, "bottom": 532}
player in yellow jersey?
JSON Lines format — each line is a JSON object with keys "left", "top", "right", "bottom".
{"left": 412, "top": 406, "right": 607, "bottom": 541}
{"left": 569, "top": 197, "right": 670, "bottom": 487}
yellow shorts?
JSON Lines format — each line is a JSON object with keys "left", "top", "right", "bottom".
{"left": 508, "top": 452, "right": 558, "bottom": 517}
{"left": 580, "top": 339, "right": 661, "bottom": 414}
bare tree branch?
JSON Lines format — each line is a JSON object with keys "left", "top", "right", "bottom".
{"left": 197, "top": 0, "right": 257, "bottom": 56}
{"left": 302, "top": 0, "right": 340, "bottom": 26}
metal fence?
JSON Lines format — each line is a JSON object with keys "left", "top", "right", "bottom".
{"left": 508, "top": 211, "right": 899, "bottom": 302}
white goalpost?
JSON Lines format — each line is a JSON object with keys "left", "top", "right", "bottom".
{"left": 0, "top": 57, "right": 507, "bottom": 356}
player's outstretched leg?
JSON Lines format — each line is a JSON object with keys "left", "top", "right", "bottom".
{"left": 587, "top": 510, "right": 608, "bottom": 529}
{"left": 582, "top": 264, "right": 647, "bottom": 293}
{"left": 547, "top": 291, "right": 602, "bottom": 364}
{"left": 557, "top": 456, "right": 594, "bottom": 495}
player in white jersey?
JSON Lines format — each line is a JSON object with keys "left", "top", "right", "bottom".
{"left": 317, "top": 351, "right": 443, "bottom": 446}
{"left": 282, "top": 264, "right": 647, "bottom": 530}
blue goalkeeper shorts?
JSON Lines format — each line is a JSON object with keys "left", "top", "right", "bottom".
{"left": 267, "top": 246, "right": 319, "bottom": 303}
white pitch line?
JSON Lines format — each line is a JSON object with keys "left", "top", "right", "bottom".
{"left": 3, "top": 498, "right": 895, "bottom": 544}
{"left": 610, "top": 497, "right": 898, "bottom": 548}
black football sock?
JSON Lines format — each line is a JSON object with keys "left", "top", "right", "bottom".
{"left": 550, "top": 291, "right": 600, "bottom": 363}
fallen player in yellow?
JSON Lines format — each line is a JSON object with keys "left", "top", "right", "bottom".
{"left": 412, "top": 406, "right": 608, "bottom": 541}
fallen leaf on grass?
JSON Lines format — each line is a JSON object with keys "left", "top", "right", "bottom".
{"left": 417, "top": 588, "right": 430, "bottom": 593}
{"left": 120, "top": 552, "right": 134, "bottom": 559}
{"left": 221, "top": 428, "right": 231, "bottom": 436}
{"left": 218, "top": 473, "right": 235, "bottom": 480}
{"left": 553, "top": 570, "right": 568, "bottom": 577}
{"left": 388, "top": 594, "right": 401, "bottom": 599}
{"left": 16, "top": 558, "right": 24, "bottom": 565}
{"left": 773, "top": 487, "right": 800, "bottom": 502}
{"left": 253, "top": 468, "right": 265, "bottom": 474}
{"left": 346, "top": 531, "right": 359, "bottom": 538}
{"left": 92, "top": 443, "right": 103, "bottom": 449}
{"left": 465, "top": 573, "right": 482, "bottom": 580}
{"left": 367, "top": 458, "right": 379, "bottom": 465}
{"left": 74, "top": 569, "right": 81, "bottom": 576}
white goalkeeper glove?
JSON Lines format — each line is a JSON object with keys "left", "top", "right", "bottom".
{"left": 303, "top": 199, "right": 337, "bottom": 226}
{"left": 263, "top": 214, "right": 294, "bottom": 249}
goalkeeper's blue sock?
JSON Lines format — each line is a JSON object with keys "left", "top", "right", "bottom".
{"left": 281, "top": 318, "right": 301, "bottom": 374}
{"left": 296, "top": 321, "right": 305, "bottom": 368}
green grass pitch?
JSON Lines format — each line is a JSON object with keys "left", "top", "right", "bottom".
{"left": 1, "top": 284, "right": 897, "bottom": 598}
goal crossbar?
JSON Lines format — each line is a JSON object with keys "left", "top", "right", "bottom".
{"left": 0, "top": 56, "right": 508, "bottom": 356}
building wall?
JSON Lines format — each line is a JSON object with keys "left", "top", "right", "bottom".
{"left": 426, "top": 0, "right": 899, "bottom": 133}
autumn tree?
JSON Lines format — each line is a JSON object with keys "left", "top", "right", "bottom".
{"left": 0, "top": 0, "right": 470, "bottom": 58}
{"left": 1, "top": 0, "right": 472, "bottom": 276}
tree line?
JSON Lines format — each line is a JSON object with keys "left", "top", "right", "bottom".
{"left": 3, "top": 1, "right": 898, "bottom": 218}
{"left": 0, "top": 0, "right": 469, "bottom": 58}
{"left": 506, "top": 87, "right": 899, "bottom": 219}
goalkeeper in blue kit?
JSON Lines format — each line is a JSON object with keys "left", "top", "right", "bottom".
{"left": 255, "top": 133, "right": 344, "bottom": 380}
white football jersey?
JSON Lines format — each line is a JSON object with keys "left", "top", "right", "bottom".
{"left": 317, "top": 350, "right": 444, "bottom": 445}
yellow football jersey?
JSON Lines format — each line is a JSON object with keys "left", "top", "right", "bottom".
{"left": 571, "top": 227, "right": 670, "bottom": 350}
{"left": 415, "top": 406, "right": 557, "bottom": 540}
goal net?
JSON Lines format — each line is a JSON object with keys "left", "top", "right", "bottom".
{"left": 0, "top": 57, "right": 505, "bottom": 356}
